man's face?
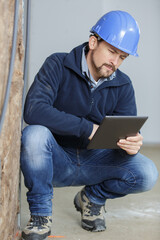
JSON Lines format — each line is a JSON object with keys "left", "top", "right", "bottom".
{"left": 88, "top": 37, "right": 129, "bottom": 80}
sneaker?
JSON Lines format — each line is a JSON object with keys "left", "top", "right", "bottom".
{"left": 22, "top": 215, "right": 52, "bottom": 240}
{"left": 74, "top": 188, "right": 106, "bottom": 232}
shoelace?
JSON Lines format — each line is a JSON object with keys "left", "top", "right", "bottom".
{"left": 86, "top": 203, "right": 106, "bottom": 216}
{"left": 29, "top": 216, "right": 48, "bottom": 227}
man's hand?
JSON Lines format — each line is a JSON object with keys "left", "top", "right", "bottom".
{"left": 117, "top": 133, "right": 143, "bottom": 155}
{"left": 88, "top": 124, "right": 99, "bottom": 140}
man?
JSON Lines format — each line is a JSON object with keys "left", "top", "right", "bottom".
{"left": 21, "top": 10, "right": 158, "bottom": 240}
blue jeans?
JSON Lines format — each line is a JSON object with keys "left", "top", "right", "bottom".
{"left": 20, "top": 125, "right": 158, "bottom": 216}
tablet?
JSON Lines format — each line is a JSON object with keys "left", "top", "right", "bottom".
{"left": 87, "top": 116, "right": 148, "bottom": 149}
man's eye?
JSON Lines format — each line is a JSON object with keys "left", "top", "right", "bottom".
{"left": 120, "top": 56, "right": 126, "bottom": 60}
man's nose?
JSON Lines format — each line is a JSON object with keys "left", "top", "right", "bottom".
{"left": 111, "top": 55, "right": 119, "bottom": 66}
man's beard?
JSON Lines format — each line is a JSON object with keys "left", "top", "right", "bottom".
{"left": 90, "top": 51, "right": 116, "bottom": 79}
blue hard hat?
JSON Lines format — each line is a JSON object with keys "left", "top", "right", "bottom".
{"left": 90, "top": 11, "right": 140, "bottom": 56}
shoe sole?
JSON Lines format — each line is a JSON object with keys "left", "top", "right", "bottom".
{"left": 22, "top": 230, "right": 51, "bottom": 240}
{"left": 74, "top": 192, "right": 106, "bottom": 232}
{"left": 22, "top": 238, "right": 48, "bottom": 240}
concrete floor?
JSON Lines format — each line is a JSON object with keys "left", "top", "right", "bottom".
{"left": 20, "top": 145, "right": 160, "bottom": 240}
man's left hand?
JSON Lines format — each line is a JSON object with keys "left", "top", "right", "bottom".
{"left": 117, "top": 133, "right": 143, "bottom": 155}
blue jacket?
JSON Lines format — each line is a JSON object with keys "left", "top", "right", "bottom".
{"left": 24, "top": 42, "right": 137, "bottom": 148}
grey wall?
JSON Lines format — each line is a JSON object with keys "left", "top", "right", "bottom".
{"left": 26, "top": 0, "right": 160, "bottom": 144}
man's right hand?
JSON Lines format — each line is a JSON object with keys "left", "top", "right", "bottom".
{"left": 88, "top": 124, "right": 99, "bottom": 140}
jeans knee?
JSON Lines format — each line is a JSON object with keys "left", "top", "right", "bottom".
{"left": 21, "top": 125, "right": 52, "bottom": 150}
{"left": 146, "top": 161, "right": 159, "bottom": 190}
{"left": 136, "top": 158, "right": 159, "bottom": 192}
{"left": 21, "top": 125, "right": 53, "bottom": 172}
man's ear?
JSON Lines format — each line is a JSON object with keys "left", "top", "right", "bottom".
{"left": 88, "top": 36, "right": 98, "bottom": 50}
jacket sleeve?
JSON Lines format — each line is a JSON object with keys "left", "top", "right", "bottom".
{"left": 24, "top": 55, "right": 93, "bottom": 138}
{"left": 113, "top": 82, "right": 137, "bottom": 116}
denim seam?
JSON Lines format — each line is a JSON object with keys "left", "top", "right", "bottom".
{"left": 50, "top": 144, "right": 74, "bottom": 165}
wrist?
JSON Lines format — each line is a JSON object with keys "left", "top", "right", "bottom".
{"left": 88, "top": 124, "right": 99, "bottom": 140}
